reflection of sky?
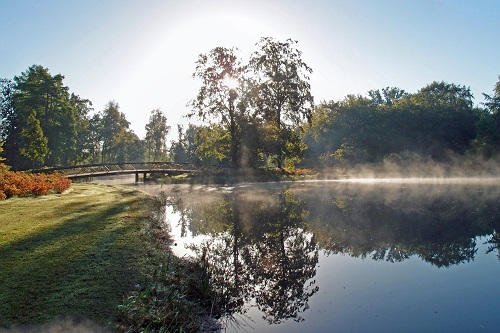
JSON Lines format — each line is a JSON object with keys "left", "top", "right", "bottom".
{"left": 95, "top": 176, "right": 500, "bottom": 332}
{"left": 165, "top": 205, "right": 212, "bottom": 258}
{"left": 227, "top": 237, "right": 500, "bottom": 333}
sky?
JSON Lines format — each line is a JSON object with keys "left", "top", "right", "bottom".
{"left": 1, "top": 0, "right": 499, "bottom": 140}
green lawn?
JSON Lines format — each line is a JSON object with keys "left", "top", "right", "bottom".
{"left": 0, "top": 183, "right": 151, "bottom": 328}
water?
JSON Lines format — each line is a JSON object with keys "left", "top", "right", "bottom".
{"left": 97, "top": 176, "right": 500, "bottom": 332}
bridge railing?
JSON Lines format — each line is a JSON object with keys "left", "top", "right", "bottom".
{"left": 32, "top": 162, "right": 228, "bottom": 177}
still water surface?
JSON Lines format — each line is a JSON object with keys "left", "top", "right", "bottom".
{"left": 98, "top": 176, "right": 500, "bottom": 332}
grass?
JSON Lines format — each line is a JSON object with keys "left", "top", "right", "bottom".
{"left": 0, "top": 184, "right": 149, "bottom": 328}
{"left": 0, "top": 183, "right": 214, "bottom": 332}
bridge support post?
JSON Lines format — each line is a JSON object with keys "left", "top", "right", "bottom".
{"left": 135, "top": 172, "right": 139, "bottom": 183}
{"left": 143, "top": 172, "right": 147, "bottom": 182}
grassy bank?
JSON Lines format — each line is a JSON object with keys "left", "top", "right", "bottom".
{"left": 0, "top": 183, "right": 212, "bottom": 331}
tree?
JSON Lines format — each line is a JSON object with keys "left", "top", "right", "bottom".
{"left": 170, "top": 124, "right": 200, "bottom": 164}
{"left": 145, "top": 109, "right": 170, "bottom": 161}
{"left": 0, "top": 141, "right": 9, "bottom": 174}
{"left": 88, "top": 113, "right": 103, "bottom": 163}
{"left": 474, "top": 76, "right": 500, "bottom": 156}
{"left": 113, "top": 130, "right": 144, "bottom": 162}
{"left": 368, "top": 87, "right": 408, "bottom": 106}
{"left": 13, "top": 65, "right": 77, "bottom": 166}
{"left": 70, "top": 93, "right": 94, "bottom": 164}
{"left": 190, "top": 47, "right": 246, "bottom": 168}
{"left": 20, "top": 111, "right": 48, "bottom": 168}
{"left": 195, "top": 125, "right": 231, "bottom": 165}
{"left": 0, "top": 78, "right": 23, "bottom": 168}
{"left": 483, "top": 75, "right": 500, "bottom": 114}
{"left": 0, "top": 78, "right": 16, "bottom": 142}
{"left": 248, "top": 38, "right": 314, "bottom": 168}
{"left": 408, "top": 81, "right": 477, "bottom": 155}
{"left": 2, "top": 65, "right": 94, "bottom": 169}
{"left": 99, "top": 101, "right": 132, "bottom": 163}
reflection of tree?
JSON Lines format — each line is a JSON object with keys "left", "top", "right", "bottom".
{"left": 187, "top": 196, "right": 252, "bottom": 317}
{"left": 304, "top": 184, "right": 500, "bottom": 267}
{"left": 163, "top": 196, "right": 191, "bottom": 238}
{"left": 175, "top": 190, "right": 319, "bottom": 324}
{"left": 164, "top": 182, "right": 500, "bottom": 326}
{"left": 417, "top": 239, "right": 478, "bottom": 267}
{"left": 246, "top": 191, "right": 319, "bottom": 324}
{"left": 486, "top": 231, "right": 500, "bottom": 260}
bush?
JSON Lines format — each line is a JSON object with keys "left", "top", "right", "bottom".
{"left": 0, "top": 171, "right": 71, "bottom": 200}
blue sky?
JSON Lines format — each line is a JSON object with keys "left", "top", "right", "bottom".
{"left": 1, "top": 0, "right": 499, "bottom": 139}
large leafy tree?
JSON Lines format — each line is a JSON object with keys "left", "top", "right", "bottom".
{"left": 99, "top": 101, "right": 143, "bottom": 163}
{"left": 474, "top": 76, "right": 500, "bottom": 156}
{"left": 303, "top": 81, "right": 479, "bottom": 166}
{"left": 190, "top": 47, "right": 246, "bottom": 168}
{"left": 20, "top": 111, "right": 48, "bottom": 168}
{"left": 170, "top": 124, "right": 201, "bottom": 164}
{"left": 483, "top": 76, "right": 500, "bottom": 114}
{"left": 88, "top": 113, "right": 103, "bottom": 163}
{"left": 13, "top": 65, "right": 77, "bottom": 166}
{"left": 1, "top": 65, "right": 93, "bottom": 169}
{"left": 70, "top": 93, "right": 94, "bottom": 164}
{"left": 0, "top": 78, "right": 21, "bottom": 167}
{"left": 248, "top": 38, "right": 314, "bottom": 168}
{"left": 145, "top": 109, "right": 170, "bottom": 161}
{"left": 407, "top": 81, "right": 477, "bottom": 155}
{"left": 99, "top": 101, "right": 132, "bottom": 163}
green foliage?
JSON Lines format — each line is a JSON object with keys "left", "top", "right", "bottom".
{"left": 170, "top": 124, "right": 201, "bottom": 164}
{"left": 1, "top": 63, "right": 499, "bottom": 172}
{"left": 13, "top": 65, "right": 77, "bottom": 166}
{"left": 1, "top": 65, "right": 92, "bottom": 169}
{"left": 99, "top": 101, "right": 143, "bottom": 163}
{"left": 248, "top": 38, "right": 314, "bottom": 168}
{"left": 473, "top": 77, "right": 500, "bottom": 157}
{"left": 190, "top": 38, "right": 313, "bottom": 169}
{"left": 145, "top": 109, "right": 170, "bottom": 162}
{"left": 483, "top": 75, "right": 500, "bottom": 114}
{"left": 70, "top": 93, "right": 95, "bottom": 164}
{"left": 303, "top": 81, "right": 481, "bottom": 166}
{"left": 1, "top": 66, "right": 145, "bottom": 169}
{"left": 0, "top": 141, "right": 10, "bottom": 173}
{"left": 195, "top": 125, "right": 231, "bottom": 164}
{"left": 190, "top": 47, "right": 245, "bottom": 168}
{"left": 20, "top": 111, "right": 48, "bottom": 167}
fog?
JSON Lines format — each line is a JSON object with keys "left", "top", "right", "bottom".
{"left": 338, "top": 152, "right": 500, "bottom": 180}
{"left": 0, "top": 316, "right": 110, "bottom": 333}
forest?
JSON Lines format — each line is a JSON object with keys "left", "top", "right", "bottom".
{"left": 1, "top": 38, "right": 500, "bottom": 171}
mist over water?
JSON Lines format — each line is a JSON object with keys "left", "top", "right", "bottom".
{"left": 326, "top": 152, "right": 500, "bottom": 181}
{"left": 147, "top": 179, "right": 500, "bottom": 332}
{"left": 94, "top": 171, "right": 500, "bottom": 332}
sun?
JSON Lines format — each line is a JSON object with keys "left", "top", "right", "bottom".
{"left": 224, "top": 76, "right": 239, "bottom": 90}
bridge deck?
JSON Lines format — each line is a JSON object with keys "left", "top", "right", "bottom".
{"left": 67, "top": 169, "right": 197, "bottom": 179}
{"left": 31, "top": 162, "right": 216, "bottom": 181}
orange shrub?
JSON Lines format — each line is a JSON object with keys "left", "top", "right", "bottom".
{"left": 50, "top": 173, "right": 72, "bottom": 193}
{"left": 0, "top": 171, "right": 72, "bottom": 200}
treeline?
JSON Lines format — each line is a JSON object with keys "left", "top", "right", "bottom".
{"left": 303, "top": 81, "right": 500, "bottom": 166}
{"left": 1, "top": 38, "right": 500, "bottom": 171}
{"left": 0, "top": 65, "right": 171, "bottom": 170}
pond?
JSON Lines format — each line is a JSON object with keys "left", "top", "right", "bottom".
{"left": 98, "top": 176, "right": 500, "bottom": 332}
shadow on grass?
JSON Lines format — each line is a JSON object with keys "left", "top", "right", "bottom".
{"left": 0, "top": 194, "right": 149, "bottom": 328}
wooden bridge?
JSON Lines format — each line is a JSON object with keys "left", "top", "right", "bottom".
{"left": 34, "top": 162, "right": 217, "bottom": 182}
